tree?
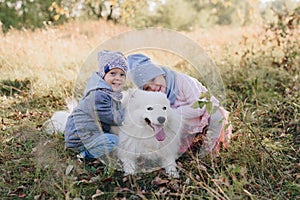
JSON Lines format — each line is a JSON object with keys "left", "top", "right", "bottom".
{"left": 120, "top": 0, "right": 261, "bottom": 31}
{"left": 188, "top": 0, "right": 260, "bottom": 27}
{"left": 0, "top": 0, "right": 21, "bottom": 32}
{"left": 0, "top": 0, "right": 67, "bottom": 33}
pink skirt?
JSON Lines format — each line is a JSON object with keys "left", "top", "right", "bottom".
{"left": 179, "top": 107, "right": 232, "bottom": 154}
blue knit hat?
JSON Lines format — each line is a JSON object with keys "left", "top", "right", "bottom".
{"left": 127, "top": 54, "right": 165, "bottom": 88}
{"left": 98, "top": 50, "right": 128, "bottom": 78}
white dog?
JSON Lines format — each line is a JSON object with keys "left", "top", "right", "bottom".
{"left": 118, "top": 89, "right": 183, "bottom": 178}
{"left": 44, "top": 90, "right": 183, "bottom": 178}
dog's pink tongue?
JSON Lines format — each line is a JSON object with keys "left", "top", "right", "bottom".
{"left": 154, "top": 126, "right": 166, "bottom": 141}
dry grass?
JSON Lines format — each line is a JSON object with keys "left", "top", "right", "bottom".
{"left": 0, "top": 20, "right": 130, "bottom": 96}
{"left": 0, "top": 20, "right": 259, "bottom": 94}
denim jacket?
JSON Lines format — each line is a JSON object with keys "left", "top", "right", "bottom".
{"left": 64, "top": 72, "right": 124, "bottom": 148}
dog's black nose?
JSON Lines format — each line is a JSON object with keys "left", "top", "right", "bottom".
{"left": 157, "top": 116, "right": 166, "bottom": 124}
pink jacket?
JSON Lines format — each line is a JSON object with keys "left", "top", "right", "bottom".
{"left": 172, "top": 72, "right": 232, "bottom": 153}
{"left": 172, "top": 72, "right": 210, "bottom": 133}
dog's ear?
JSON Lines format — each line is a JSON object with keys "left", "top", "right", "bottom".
{"left": 122, "top": 88, "right": 139, "bottom": 107}
{"left": 121, "top": 91, "right": 129, "bottom": 107}
{"left": 128, "top": 88, "right": 143, "bottom": 99}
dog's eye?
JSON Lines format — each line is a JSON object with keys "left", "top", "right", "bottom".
{"left": 162, "top": 106, "right": 167, "bottom": 110}
{"left": 147, "top": 107, "right": 153, "bottom": 111}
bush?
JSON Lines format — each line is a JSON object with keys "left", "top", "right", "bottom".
{"left": 239, "top": 3, "right": 299, "bottom": 72}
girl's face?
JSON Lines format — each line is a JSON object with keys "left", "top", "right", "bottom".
{"left": 104, "top": 68, "right": 126, "bottom": 92}
{"left": 143, "top": 75, "right": 166, "bottom": 93}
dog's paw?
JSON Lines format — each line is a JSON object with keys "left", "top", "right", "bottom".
{"left": 165, "top": 166, "right": 179, "bottom": 178}
{"left": 122, "top": 161, "right": 137, "bottom": 176}
{"left": 123, "top": 167, "right": 136, "bottom": 176}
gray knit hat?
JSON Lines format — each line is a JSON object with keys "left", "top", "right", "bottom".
{"left": 98, "top": 50, "right": 128, "bottom": 78}
{"left": 127, "top": 54, "right": 165, "bottom": 88}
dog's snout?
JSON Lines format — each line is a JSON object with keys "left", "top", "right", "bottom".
{"left": 157, "top": 116, "right": 166, "bottom": 124}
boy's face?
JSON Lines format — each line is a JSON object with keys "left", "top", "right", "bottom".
{"left": 104, "top": 68, "right": 126, "bottom": 92}
{"left": 142, "top": 75, "right": 166, "bottom": 93}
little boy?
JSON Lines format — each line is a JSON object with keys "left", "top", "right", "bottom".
{"left": 64, "top": 50, "right": 128, "bottom": 159}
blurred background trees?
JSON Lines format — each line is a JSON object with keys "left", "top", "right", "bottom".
{"left": 0, "top": 0, "right": 299, "bottom": 33}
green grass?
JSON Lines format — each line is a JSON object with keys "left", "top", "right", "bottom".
{"left": 1, "top": 62, "right": 299, "bottom": 199}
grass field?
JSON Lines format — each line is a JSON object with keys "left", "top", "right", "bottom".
{"left": 0, "top": 19, "right": 299, "bottom": 199}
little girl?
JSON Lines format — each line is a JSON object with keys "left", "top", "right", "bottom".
{"left": 127, "top": 53, "right": 232, "bottom": 154}
{"left": 64, "top": 50, "right": 128, "bottom": 159}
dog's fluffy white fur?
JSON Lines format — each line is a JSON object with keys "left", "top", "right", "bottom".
{"left": 43, "top": 98, "right": 77, "bottom": 134}
{"left": 118, "top": 89, "right": 183, "bottom": 178}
